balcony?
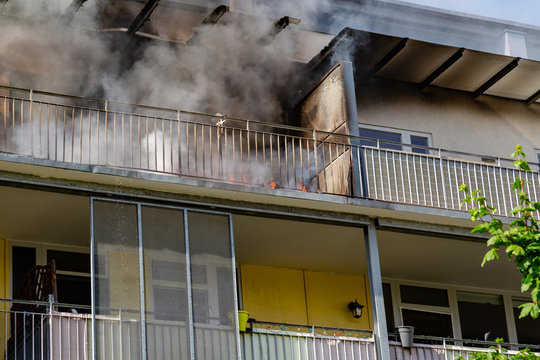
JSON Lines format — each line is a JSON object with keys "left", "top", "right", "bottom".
{"left": 1, "top": 86, "right": 538, "bottom": 217}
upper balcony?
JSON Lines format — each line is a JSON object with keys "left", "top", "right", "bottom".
{"left": 0, "top": 85, "right": 538, "bottom": 219}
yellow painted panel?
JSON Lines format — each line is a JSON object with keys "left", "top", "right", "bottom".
{"left": 241, "top": 264, "right": 308, "bottom": 324}
{"left": 305, "top": 270, "right": 372, "bottom": 330}
{"left": 0, "top": 239, "right": 9, "bottom": 358}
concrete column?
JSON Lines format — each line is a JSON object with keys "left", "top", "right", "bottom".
{"left": 364, "top": 219, "right": 391, "bottom": 360}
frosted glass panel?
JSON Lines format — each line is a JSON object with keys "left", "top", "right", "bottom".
{"left": 93, "top": 200, "right": 142, "bottom": 360}
{"left": 188, "top": 211, "right": 237, "bottom": 360}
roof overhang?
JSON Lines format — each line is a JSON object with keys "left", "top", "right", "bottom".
{"left": 310, "top": 28, "right": 540, "bottom": 105}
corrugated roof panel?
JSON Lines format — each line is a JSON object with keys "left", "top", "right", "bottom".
{"left": 484, "top": 59, "right": 540, "bottom": 100}
{"left": 428, "top": 50, "right": 512, "bottom": 92}
{"left": 377, "top": 40, "right": 459, "bottom": 83}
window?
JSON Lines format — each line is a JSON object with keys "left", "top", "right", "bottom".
{"left": 457, "top": 292, "right": 508, "bottom": 341}
{"left": 398, "top": 285, "right": 453, "bottom": 337}
{"left": 359, "top": 124, "right": 431, "bottom": 153}
{"left": 512, "top": 298, "right": 540, "bottom": 345}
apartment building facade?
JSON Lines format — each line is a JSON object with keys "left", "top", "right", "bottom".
{"left": 0, "top": 0, "right": 539, "bottom": 359}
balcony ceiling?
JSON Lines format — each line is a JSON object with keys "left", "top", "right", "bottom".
{"left": 321, "top": 28, "right": 540, "bottom": 104}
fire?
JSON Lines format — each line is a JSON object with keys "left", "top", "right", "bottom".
{"left": 269, "top": 177, "right": 276, "bottom": 189}
{"left": 298, "top": 180, "right": 308, "bottom": 193}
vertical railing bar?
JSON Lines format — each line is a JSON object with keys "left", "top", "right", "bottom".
{"left": 129, "top": 114, "right": 133, "bottom": 168}
{"left": 201, "top": 124, "right": 205, "bottom": 177}
{"left": 419, "top": 155, "right": 426, "bottom": 206}
{"left": 70, "top": 107, "right": 75, "bottom": 162}
{"left": 399, "top": 152, "right": 405, "bottom": 203}
{"left": 292, "top": 137, "right": 297, "bottom": 189}
{"left": 184, "top": 210, "right": 196, "bottom": 360}
{"left": 20, "top": 99, "right": 24, "bottom": 155}
{"left": 29, "top": 92, "right": 34, "bottom": 156}
{"left": 277, "top": 134, "right": 281, "bottom": 186}
{"left": 170, "top": 119, "right": 173, "bottom": 173}
{"left": 62, "top": 107, "right": 66, "bottom": 161}
{"left": 146, "top": 117, "right": 150, "bottom": 170}
{"left": 3, "top": 96, "right": 6, "bottom": 151}
{"left": 392, "top": 151, "right": 399, "bottom": 202}
{"left": 449, "top": 160, "right": 456, "bottom": 209}
{"left": 426, "top": 157, "right": 434, "bottom": 206}
{"left": 313, "top": 131, "right": 319, "bottom": 192}
{"left": 95, "top": 109, "right": 99, "bottom": 164}
{"left": 138, "top": 115, "right": 141, "bottom": 169}
{"left": 54, "top": 105, "right": 58, "bottom": 160}
{"left": 432, "top": 157, "right": 440, "bottom": 207}
{"left": 440, "top": 151, "right": 448, "bottom": 209}
{"left": 506, "top": 169, "right": 513, "bottom": 216}
{"left": 232, "top": 128, "right": 236, "bottom": 181}
{"left": 406, "top": 153, "right": 412, "bottom": 204}
{"left": 209, "top": 124, "right": 213, "bottom": 178}
{"left": 88, "top": 109, "right": 92, "bottom": 164}
{"left": 177, "top": 112, "right": 181, "bottom": 174}
{"left": 79, "top": 109, "right": 83, "bottom": 163}
{"left": 384, "top": 150, "right": 392, "bottom": 202}
{"left": 328, "top": 142, "right": 334, "bottom": 193}
{"left": 486, "top": 164, "right": 494, "bottom": 210}
{"left": 47, "top": 104, "right": 51, "bottom": 160}
{"left": 255, "top": 131, "right": 259, "bottom": 184}
{"left": 378, "top": 149, "right": 384, "bottom": 201}
{"left": 285, "top": 136, "right": 289, "bottom": 188}
{"left": 113, "top": 112, "right": 117, "bottom": 166}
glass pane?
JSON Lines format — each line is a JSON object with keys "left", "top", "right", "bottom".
{"left": 400, "top": 285, "right": 449, "bottom": 307}
{"left": 47, "top": 250, "right": 90, "bottom": 273}
{"left": 12, "top": 246, "right": 36, "bottom": 299}
{"left": 411, "top": 135, "right": 429, "bottom": 154}
{"left": 383, "top": 283, "right": 395, "bottom": 332}
{"left": 141, "top": 205, "right": 190, "bottom": 360}
{"left": 457, "top": 291, "right": 508, "bottom": 341}
{"left": 93, "top": 200, "right": 142, "bottom": 360}
{"left": 402, "top": 309, "right": 453, "bottom": 337}
{"left": 513, "top": 298, "right": 540, "bottom": 345}
{"left": 359, "top": 128, "right": 402, "bottom": 150}
{"left": 56, "top": 274, "right": 91, "bottom": 312}
{"left": 188, "top": 211, "right": 237, "bottom": 360}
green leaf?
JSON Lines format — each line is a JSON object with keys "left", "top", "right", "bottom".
{"left": 506, "top": 244, "right": 526, "bottom": 256}
{"left": 519, "top": 302, "right": 534, "bottom": 318}
{"left": 482, "top": 248, "right": 499, "bottom": 266}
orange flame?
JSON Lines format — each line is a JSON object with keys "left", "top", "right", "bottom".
{"left": 269, "top": 177, "right": 276, "bottom": 189}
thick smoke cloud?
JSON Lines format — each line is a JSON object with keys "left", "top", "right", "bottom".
{"left": 0, "top": 0, "right": 339, "bottom": 122}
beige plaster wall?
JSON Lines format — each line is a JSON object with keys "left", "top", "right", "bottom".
{"left": 357, "top": 79, "right": 540, "bottom": 160}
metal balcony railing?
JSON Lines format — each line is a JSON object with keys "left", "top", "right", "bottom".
{"left": 1, "top": 86, "right": 539, "bottom": 217}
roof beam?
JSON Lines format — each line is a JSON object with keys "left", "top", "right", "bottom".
{"left": 368, "top": 37, "right": 408, "bottom": 78}
{"left": 420, "top": 48, "right": 464, "bottom": 89}
{"left": 187, "top": 5, "right": 229, "bottom": 44}
{"left": 473, "top": 57, "right": 520, "bottom": 99}
{"left": 260, "top": 16, "right": 301, "bottom": 44}
{"left": 60, "top": 0, "right": 87, "bottom": 25}
{"left": 127, "top": 0, "right": 161, "bottom": 37}
{"left": 526, "top": 89, "right": 540, "bottom": 106}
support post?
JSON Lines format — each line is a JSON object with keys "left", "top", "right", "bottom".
{"left": 364, "top": 219, "right": 391, "bottom": 360}
{"left": 341, "top": 61, "right": 368, "bottom": 198}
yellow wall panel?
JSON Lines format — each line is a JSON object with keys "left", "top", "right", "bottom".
{"left": 241, "top": 264, "right": 308, "bottom": 324}
{"left": 304, "top": 270, "right": 372, "bottom": 330}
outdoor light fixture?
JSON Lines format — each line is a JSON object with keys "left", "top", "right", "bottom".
{"left": 348, "top": 299, "right": 364, "bottom": 319}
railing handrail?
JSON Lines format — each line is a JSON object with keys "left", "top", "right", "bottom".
{"left": 2, "top": 84, "right": 536, "bottom": 168}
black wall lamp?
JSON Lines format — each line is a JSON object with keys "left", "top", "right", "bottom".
{"left": 348, "top": 299, "right": 364, "bottom": 319}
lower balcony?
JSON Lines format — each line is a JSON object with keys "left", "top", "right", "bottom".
{"left": 3, "top": 303, "right": 539, "bottom": 360}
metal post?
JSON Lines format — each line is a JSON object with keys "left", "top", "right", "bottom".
{"left": 341, "top": 61, "right": 368, "bottom": 198}
{"left": 90, "top": 198, "right": 97, "bottom": 360}
{"left": 229, "top": 215, "right": 242, "bottom": 360}
{"left": 137, "top": 204, "right": 148, "bottom": 360}
{"left": 364, "top": 219, "right": 391, "bottom": 360}
{"left": 184, "top": 210, "right": 196, "bottom": 360}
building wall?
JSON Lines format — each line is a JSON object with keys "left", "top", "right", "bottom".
{"left": 357, "top": 79, "right": 540, "bottom": 159}
{"left": 241, "top": 264, "right": 372, "bottom": 331}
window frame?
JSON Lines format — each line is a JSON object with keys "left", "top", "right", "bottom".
{"left": 358, "top": 123, "right": 433, "bottom": 153}
{"left": 383, "top": 278, "right": 528, "bottom": 344}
